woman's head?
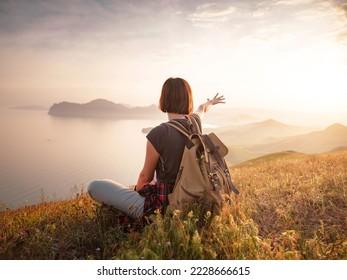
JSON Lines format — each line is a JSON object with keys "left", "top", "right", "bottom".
{"left": 159, "top": 77, "right": 193, "bottom": 114}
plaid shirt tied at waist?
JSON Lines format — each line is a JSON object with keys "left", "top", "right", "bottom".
{"left": 137, "top": 180, "right": 175, "bottom": 215}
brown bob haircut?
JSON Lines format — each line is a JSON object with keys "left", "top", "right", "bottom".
{"left": 159, "top": 77, "right": 193, "bottom": 114}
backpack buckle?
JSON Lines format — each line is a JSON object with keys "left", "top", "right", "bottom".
{"left": 208, "top": 172, "right": 220, "bottom": 190}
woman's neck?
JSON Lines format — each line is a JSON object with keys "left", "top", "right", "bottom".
{"left": 167, "top": 112, "right": 187, "bottom": 121}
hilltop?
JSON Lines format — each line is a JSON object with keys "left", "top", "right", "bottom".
{"left": 250, "top": 123, "right": 347, "bottom": 154}
{"left": 218, "top": 121, "right": 347, "bottom": 164}
{"left": 1, "top": 150, "right": 346, "bottom": 259}
{"left": 207, "top": 118, "right": 310, "bottom": 146}
{"left": 48, "top": 99, "right": 162, "bottom": 119}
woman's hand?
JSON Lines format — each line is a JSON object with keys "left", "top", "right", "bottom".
{"left": 206, "top": 93, "right": 225, "bottom": 107}
{"left": 198, "top": 93, "right": 226, "bottom": 113}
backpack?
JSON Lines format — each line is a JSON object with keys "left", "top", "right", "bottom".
{"left": 165, "top": 114, "right": 239, "bottom": 212}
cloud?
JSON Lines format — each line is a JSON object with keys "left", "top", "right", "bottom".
{"left": 187, "top": 2, "right": 236, "bottom": 24}
{"left": 273, "top": 0, "right": 315, "bottom": 6}
{"left": 0, "top": 0, "right": 347, "bottom": 54}
{"left": 1, "top": 0, "right": 347, "bottom": 111}
{"left": 332, "top": 0, "right": 347, "bottom": 16}
{"left": 0, "top": 0, "right": 187, "bottom": 50}
{"left": 332, "top": 0, "right": 347, "bottom": 38}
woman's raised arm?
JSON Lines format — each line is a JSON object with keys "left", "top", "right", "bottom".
{"left": 195, "top": 93, "right": 226, "bottom": 118}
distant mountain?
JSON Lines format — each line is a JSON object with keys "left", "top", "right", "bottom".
{"left": 48, "top": 99, "right": 162, "bottom": 119}
{"left": 249, "top": 123, "right": 347, "bottom": 154}
{"left": 10, "top": 105, "right": 47, "bottom": 111}
{"left": 209, "top": 118, "right": 310, "bottom": 146}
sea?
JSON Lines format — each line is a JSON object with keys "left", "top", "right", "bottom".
{"left": 0, "top": 108, "right": 217, "bottom": 209}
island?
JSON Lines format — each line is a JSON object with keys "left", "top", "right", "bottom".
{"left": 48, "top": 99, "right": 163, "bottom": 119}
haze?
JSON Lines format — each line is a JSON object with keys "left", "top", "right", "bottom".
{"left": 1, "top": 0, "right": 347, "bottom": 122}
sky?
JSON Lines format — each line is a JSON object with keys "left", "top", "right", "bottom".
{"left": 0, "top": 0, "right": 347, "bottom": 116}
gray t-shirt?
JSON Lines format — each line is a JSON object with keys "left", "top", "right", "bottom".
{"left": 146, "top": 113, "right": 202, "bottom": 184}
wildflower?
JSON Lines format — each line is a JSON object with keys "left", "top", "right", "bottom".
{"left": 173, "top": 209, "right": 181, "bottom": 216}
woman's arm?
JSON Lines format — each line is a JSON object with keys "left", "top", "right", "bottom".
{"left": 195, "top": 93, "right": 226, "bottom": 118}
{"left": 135, "top": 140, "right": 160, "bottom": 191}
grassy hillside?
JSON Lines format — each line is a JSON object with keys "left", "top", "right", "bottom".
{"left": 1, "top": 151, "right": 346, "bottom": 259}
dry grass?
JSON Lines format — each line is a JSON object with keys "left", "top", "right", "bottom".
{"left": 0, "top": 151, "right": 346, "bottom": 259}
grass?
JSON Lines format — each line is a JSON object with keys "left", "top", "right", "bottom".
{"left": 0, "top": 151, "right": 346, "bottom": 259}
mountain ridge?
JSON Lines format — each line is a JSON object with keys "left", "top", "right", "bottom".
{"left": 213, "top": 118, "right": 310, "bottom": 146}
{"left": 248, "top": 123, "right": 347, "bottom": 154}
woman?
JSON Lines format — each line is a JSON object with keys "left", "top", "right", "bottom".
{"left": 88, "top": 77, "right": 225, "bottom": 219}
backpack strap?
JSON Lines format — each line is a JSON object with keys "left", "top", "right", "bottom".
{"left": 185, "top": 114, "right": 201, "bottom": 135}
{"left": 166, "top": 122, "right": 191, "bottom": 139}
{"left": 166, "top": 122, "right": 208, "bottom": 160}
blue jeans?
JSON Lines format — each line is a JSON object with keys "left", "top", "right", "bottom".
{"left": 87, "top": 179, "right": 145, "bottom": 219}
